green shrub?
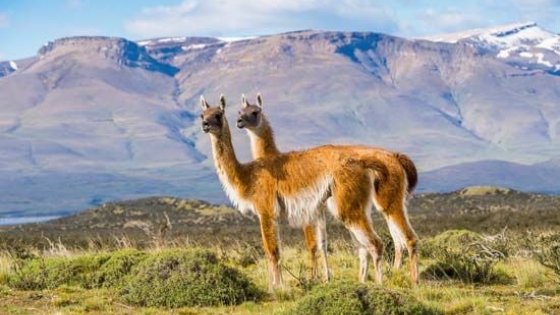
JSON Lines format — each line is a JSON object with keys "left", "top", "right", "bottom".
{"left": 422, "top": 230, "right": 506, "bottom": 284}
{"left": 8, "top": 249, "right": 145, "bottom": 290}
{"left": 123, "top": 248, "right": 265, "bottom": 307}
{"left": 91, "top": 249, "right": 147, "bottom": 288}
{"left": 282, "top": 280, "right": 441, "bottom": 315}
{"left": 8, "top": 253, "right": 108, "bottom": 290}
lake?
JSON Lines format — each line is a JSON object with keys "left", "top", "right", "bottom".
{"left": 0, "top": 216, "right": 61, "bottom": 226}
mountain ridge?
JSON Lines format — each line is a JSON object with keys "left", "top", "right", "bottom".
{"left": 1, "top": 22, "right": 559, "bottom": 216}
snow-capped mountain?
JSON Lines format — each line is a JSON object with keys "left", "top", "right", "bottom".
{"left": 1, "top": 22, "right": 560, "bottom": 217}
{"left": 425, "top": 22, "right": 560, "bottom": 74}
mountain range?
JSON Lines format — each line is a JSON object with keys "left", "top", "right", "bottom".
{"left": 1, "top": 22, "right": 559, "bottom": 217}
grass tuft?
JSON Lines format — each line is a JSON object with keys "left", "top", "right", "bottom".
{"left": 281, "top": 280, "right": 442, "bottom": 315}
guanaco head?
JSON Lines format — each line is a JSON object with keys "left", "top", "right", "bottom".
{"left": 236, "top": 93, "right": 263, "bottom": 130}
{"left": 200, "top": 94, "right": 227, "bottom": 134}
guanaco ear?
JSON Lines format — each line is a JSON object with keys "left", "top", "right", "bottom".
{"left": 241, "top": 94, "right": 248, "bottom": 108}
{"left": 200, "top": 95, "right": 210, "bottom": 110}
{"left": 219, "top": 94, "right": 226, "bottom": 111}
{"left": 256, "top": 93, "right": 263, "bottom": 108}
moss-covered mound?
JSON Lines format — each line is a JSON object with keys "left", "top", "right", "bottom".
{"left": 283, "top": 280, "right": 441, "bottom": 315}
{"left": 122, "top": 248, "right": 264, "bottom": 307}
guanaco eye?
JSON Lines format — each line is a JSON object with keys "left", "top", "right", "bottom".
{"left": 251, "top": 111, "right": 258, "bottom": 117}
{"left": 215, "top": 114, "right": 222, "bottom": 120}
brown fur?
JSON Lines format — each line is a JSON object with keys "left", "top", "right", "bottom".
{"left": 238, "top": 94, "right": 327, "bottom": 279}
{"left": 237, "top": 94, "right": 420, "bottom": 285}
{"left": 202, "top": 95, "right": 387, "bottom": 290}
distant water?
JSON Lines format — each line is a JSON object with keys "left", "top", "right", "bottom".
{"left": 0, "top": 216, "right": 60, "bottom": 226}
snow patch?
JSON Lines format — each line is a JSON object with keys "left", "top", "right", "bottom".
{"left": 477, "top": 22, "right": 552, "bottom": 48}
{"left": 137, "top": 37, "right": 187, "bottom": 46}
{"left": 158, "top": 37, "right": 187, "bottom": 43}
{"left": 181, "top": 44, "right": 207, "bottom": 51}
{"left": 9, "top": 61, "right": 17, "bottom": 70}
{"left": 535, "top": 53, "right": 553, "bottom": 67}
{"left": 520, "top": 52, "right": 533, "bottom": 58}
{"left": 217, "top": 36, "right": 257, "bottom": 43}
{"left": 537, "top": 37, "right": 560, "bottom": 55}
{"left": 422, "top": 22, "right": 539, "bottom": 43}
{"left": 497, "top": 46, "right": 518, "bottom": 58}
{"left": 136, "top": 40, "right": 152, "bottom": 46}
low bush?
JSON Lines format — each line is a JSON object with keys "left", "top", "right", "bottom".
{"left": 8, "top": 249, "right": 145, "bottom": 290}
{"left": 122, "top": 248, "right": 265, "bottom": 307}
{"left": 422, "top": 230, "right": 507, "bottom": 284}
{"left": 91, "top": 248, "right": 147, "bottom": 288}
{"left": 8, "top": 253, "right": 110, "bottom": 290}
{"left": 282, "top": 280, "right": 441, "bottom": 315}
{"left": 534, "top": 232, "right": 560, "bottom": 275}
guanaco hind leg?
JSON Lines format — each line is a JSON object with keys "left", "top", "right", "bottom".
{"left": 327, "top": 168, "right": 384, "bottom": 284}
{"left": 315, "top": 204, "right": 330, "bottom": 281}
{"left": 303, "top": 205, "right": 330, "bottom": 281}
{"left": 374, "top": 176, "right": 419, "bottom": 285}
{"left": 302, "top": 225, "right": 318, "bottom": 279}
{"left": 387, "top": 209, "right": 419, "bottom": 285}
{"left": 372, "top": 172, "right": 418, "bottom": 285}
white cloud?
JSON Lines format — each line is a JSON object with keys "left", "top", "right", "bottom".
{"left": 418, "top": 8, "right": 485, "bottom": 34}
{"left": 482, "top": 0, "right": 560, "bottom": 30}
{"left": 124, "top": 0, "right": 560, "bottom": 39}
{"left": 0, "top": 12, "right": 10, "bottom": 28}
{"left": 124, "top": 0, "right": 398, "bottom": 38}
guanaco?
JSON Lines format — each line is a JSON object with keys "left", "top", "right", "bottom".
{"left": 201, "top": 95, "right": 389, "bottom": 290}
{"left": 236, "top": 94, "right": 420, "bottom": 285}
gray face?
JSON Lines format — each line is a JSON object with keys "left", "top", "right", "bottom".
{"left": 237, "top": 103, "right": 262, "bottom": 129}
{"left": 201, "top": 106, "right": 225, "bottom": 134}
{"left": 200, "top": 95, "right": 227, "bottom": 134}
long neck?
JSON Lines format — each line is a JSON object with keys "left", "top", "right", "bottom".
{"left": 209, "top": 119, "right": 246, "bottom": 190}
{"left": 248, "top": 115, "right": 281, "bottom": 159}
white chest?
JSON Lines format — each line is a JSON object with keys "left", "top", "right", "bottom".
{"left": 215, "top": 166, "right": 256, "bottom": 216}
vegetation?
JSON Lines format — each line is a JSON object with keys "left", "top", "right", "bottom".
{"left": 282, "top": 280, "right": 441, "bottom": 315}
{"left": 0, "top": 188, "right": 559, "bottom": 314}
{"left": 123, "top": 248, "right": 264, "bottom": 307}
{"left": 421, "top": 230, "right": 508, "bottom": 284}
{"left": 533, "top": 232, "right": 560, "bottom": 275}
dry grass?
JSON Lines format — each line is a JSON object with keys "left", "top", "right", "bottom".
{"left": 0, "top": 239, "right": 559, "bottom": 315}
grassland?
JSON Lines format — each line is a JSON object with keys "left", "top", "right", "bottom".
{"left": 0, "top": 186, "right": 559, "bottom": 314}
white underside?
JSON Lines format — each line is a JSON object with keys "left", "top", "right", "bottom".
{"left": 278, "top": 175, "right": 333, "bottom": 227}
{"left": 215, "top": 155, "right": 333, "bottom": 226}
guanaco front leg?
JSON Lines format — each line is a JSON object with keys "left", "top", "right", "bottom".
{"left": 258, "top": 211, "right": 282, "bottom": 291}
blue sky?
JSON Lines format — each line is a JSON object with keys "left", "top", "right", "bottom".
{"left": 1, "top": 0, "right": 559, "bottom": 61}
